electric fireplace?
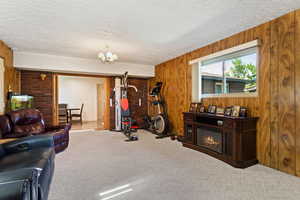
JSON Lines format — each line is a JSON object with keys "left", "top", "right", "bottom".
{"left": 181, "top": 112, "right": 259, "bottom": 168}
{"left": 197, "top": 127, "right": 222, "bottom": 153}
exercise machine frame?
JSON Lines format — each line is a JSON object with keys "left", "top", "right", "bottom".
{"left": 144, "top": 82, "right": 172, "bottom": 139}
{"left": 112, "top": 72, "right": 138, "bottom": 141}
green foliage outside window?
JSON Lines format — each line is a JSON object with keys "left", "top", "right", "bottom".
{"left": 225, "top": 59, "right": 257, "bottom": 92}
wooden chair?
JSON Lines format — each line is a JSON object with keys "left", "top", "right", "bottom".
{"left": 58, "top": 104, "right": 68, "bottom": 124}
{"left": 70, "top": 104, "right": 84, "bottom": 124}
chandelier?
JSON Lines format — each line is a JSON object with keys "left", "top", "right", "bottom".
{"left": 98, "top": 46, "right": 118, "bottom": 63}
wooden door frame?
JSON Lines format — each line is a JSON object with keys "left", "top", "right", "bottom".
{"left": 96, "top": 83, "right": 105, "bottom": 123}
{"left": 103, "top": 77, "right": 111, "bottom": 129}
{"left": 53, "top": 73, "right": 111, "bottom": 129}
{"left": 52, "top": 73, "right": 59, "bottom": 125}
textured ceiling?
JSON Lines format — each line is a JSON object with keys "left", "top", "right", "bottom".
{"left": 0, "top": 0, "right": 299, "bottom": 65}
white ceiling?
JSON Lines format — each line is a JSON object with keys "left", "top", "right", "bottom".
{"left": 0, "top": 0, "right": 299, "bottom": 65}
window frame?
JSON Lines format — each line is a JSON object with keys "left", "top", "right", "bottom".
{"left": 214, "top": 82, "right": 223, "bottom": 94}
{"left": 191, "top": 40, "right": 260, "bottom": 100}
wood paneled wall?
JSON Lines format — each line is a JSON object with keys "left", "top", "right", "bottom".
{"left": 270, "top": 12, "right": 296, "bottom": 175}
{"left": 21, "top": 70, "right": 55, "bottom": 125}
{"left": 150, "top": 10, "right": 300, "bottom": 176}
{"left": 0, "top": 40, "right": 20, "bottom": 110}
{"left": 296, "top": 10, "right": 300, "bottom": 177}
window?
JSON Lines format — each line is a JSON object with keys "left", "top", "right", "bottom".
{"left": 191, "top": 40, "right": 259, "bottom": 100}
{"left": 214, "top": 83, "right": 229, "bottom": 94}
{"left": 215, "top": 83, "right": 223, "bottom": 94}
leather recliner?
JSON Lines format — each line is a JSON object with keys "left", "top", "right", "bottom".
{"left": 0, "top": 134, "right": 55, "bottom": 200}
{"left": 0, "top": 109, "right": 71, "bottom": 154}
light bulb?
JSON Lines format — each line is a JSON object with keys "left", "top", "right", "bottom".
{"left": 106, "top": 52, "right": 113, "bottom": 58}
{"left": 98, "top": 48, "right": 118, "bottom": 63}
{"left": 98, "top": 52, "right": 105, "bottom": 59}
{"left": 112, "top": 54, "right": 118, "bottom": 61}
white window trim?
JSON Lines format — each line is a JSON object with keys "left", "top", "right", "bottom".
{"left": 201, "top": 92, "right": 258, "bottom": 98}
{"left": 191, "top": 40, "right": 260, "bottom": 100}
{"left": 189, "top": 40, "right": 260, "bottom": 65}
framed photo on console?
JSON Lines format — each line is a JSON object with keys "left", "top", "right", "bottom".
{"left": 216, "top": 107, "right": 225, "bottom": 115}
{"left": 231, "top": 106, "right": 241, "bottom": 117}
{"left": 224, "top": 106, "right": 232, "bottom": 116}
{"left": 198, "top": 105, "right": 205, "bottom": 113}
{"left": 239, "top": 107, "right": 248, "bottom": 117}
{"left": 189, "top": 103, "right": 198, "bottom": 112}
{"left": 208, "top": 105, "right": 216, "bottom": 114}
{"left": 207, "top": 105, "right": 211, "bottom": 113}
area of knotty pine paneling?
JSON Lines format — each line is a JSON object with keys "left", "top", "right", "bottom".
{"left": 149, "top": 10, "right": 300, "bottom": 177}
{"left": 296, "top": 10, "right": 300, "bottom": 177}
{"left": 0, "top": 40, "right": 20, "bottom": 110}
{"left": 270, "top": 16, "right": 280, "bottom": 170}
{"left": 256, "top": 19, "right": 271, "bottom": 167}
{"left": 274, "top": 12, "right": 296, "bottom": 175}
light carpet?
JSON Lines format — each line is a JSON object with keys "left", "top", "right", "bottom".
{"left": 49, "top": 130, "right": 300, "bottom": 200}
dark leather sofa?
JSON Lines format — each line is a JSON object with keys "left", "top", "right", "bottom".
{"left": 0, "top": 134, "right": 55, "bottom": 200}
{"left": 0, "top": 109, "right": 72, "bottom": 200}
{"left": 0, "top": 109, "right": 71, "bottom": 154}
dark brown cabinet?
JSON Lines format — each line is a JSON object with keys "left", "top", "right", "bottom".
{"left": 184, "top": 123, "right": 194, "bottom": 144}
{"left": 181, "top": 112, "right": 258, "bottom": 168}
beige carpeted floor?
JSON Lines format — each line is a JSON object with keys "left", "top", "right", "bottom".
{"left": 49, "top": 130, "right": 300, "bottom": 200}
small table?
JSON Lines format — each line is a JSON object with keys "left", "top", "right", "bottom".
{"left": 67, "top": 108, "right": 80, "bottom": 122}
{"left": 0, "top": 138, "right": 17, "bottom": 144}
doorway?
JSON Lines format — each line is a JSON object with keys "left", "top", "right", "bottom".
{"left": 55, "top": 74, "right": 111, "bottom": 130}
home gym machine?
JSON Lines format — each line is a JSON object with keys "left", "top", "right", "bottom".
{"left": 144, "top": 82, "right": 170, "bottom": 139}
{"left": 112, "top": 71, "right": 138, "bottom": 141}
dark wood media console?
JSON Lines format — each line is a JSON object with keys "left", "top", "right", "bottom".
{"left": 181, "top": 112, "right": 258, "bottom": 168}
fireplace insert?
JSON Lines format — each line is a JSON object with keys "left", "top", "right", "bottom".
{"left": 196, "top": 126, "right": 223, "bottom": 153}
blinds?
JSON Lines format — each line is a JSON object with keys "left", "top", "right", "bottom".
{"left": 201, "top": 47, "right": 257, "bottom": 66}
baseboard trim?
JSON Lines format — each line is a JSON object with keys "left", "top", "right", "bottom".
{"left": 70, "top": 129, "right": 95, "bottom": 133}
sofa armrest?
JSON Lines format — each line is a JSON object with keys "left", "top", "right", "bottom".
{"left": 2, "top": 133, "right": 30, "bottom": 139}
{"left": 0, "top": 179, "right": 31, "bottom": 200}
{"left": 0, "top": 168, "right": 39, "bottom": 200}
{"left": 0, "top": 168, "right": 39, "bottom": 182}
{"left": 45, "top": 123, "right": 71, "bottom": 133}
{"left": 2, "top": 134, "right": 54, "bottom": 154}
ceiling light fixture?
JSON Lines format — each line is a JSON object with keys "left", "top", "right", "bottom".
{"left": 98, "top": 45, "right": 118, "bottom": 63}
